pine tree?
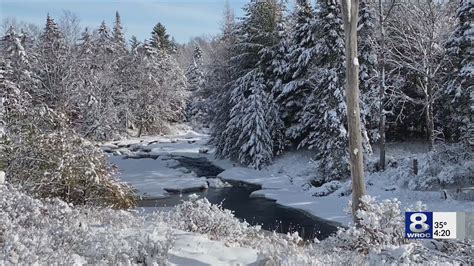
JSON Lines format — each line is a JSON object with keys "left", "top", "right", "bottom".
{"left": 299, "top": 0, "right": 351, "bottom": 180}
{"left": 0, "top": 59, "right": 31, "bottom": 170}
{"left": 35, "top": 15, "right": 69, "bottom": 110}
{"left": 113, "top": 11, "right": 126, "bottom": 48}
{"left": 97, "top": 21, "right": 111, "bottom": 43}
{"left": 1, "top": 26, "right": 29, "bottom": 83}
{"left": 186, "top": 43, "right": 208, "bottom": 125}
{"left": 358, "top": 0, "right": 378, "bottom": 148}
{"left": 209, "top": 4, "right": 238, "bottom": 156}
{"left": 215, "top": 0, "right": 286, "bottom": 169}
{"left": 129, "top": 35, "right": 141, "bottom": 52}
{"left": 277, "top": 0, "right": 318, "bottom": 144}
{"left": 441, "top": 0, "right": 473, "bottom": 145}
{"left": 150, "top": 22, "right": 174, "bottom": 53}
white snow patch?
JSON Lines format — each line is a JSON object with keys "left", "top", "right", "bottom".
{"left": 353, "top": 57, "right": 359, "bottom": 66}
{"left": 353, "top": 148, "right": 359, "bottom": 155}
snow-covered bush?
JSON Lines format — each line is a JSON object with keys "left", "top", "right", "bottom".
{"left": 325, "top": 195, "right": 407, "bottom": 253}
{"left": 312, "top": 180, "right": 342, "bottom": 197}
{"left": 0, "top": 183, "right": 173, "bottom": 264}
{"left": 158, "top": 198, "right": 311, "bottom": 263}
{"left": 6, "top": 112, "right": 136, "bottom": 209}
{"left": 159, "top": 198, "right": 262, "bottom": 246}
{"left": 408, "top": 144, "right": 473, "bottom": 190}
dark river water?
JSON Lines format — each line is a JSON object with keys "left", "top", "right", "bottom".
{"left": 134, "top": 156, "right": 339, "bottom": 241}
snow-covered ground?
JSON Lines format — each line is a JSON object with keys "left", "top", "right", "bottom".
{"left": 0, "top": 181, "right": 260, "bottom": 265}
{"left": 106, "top": 125, "right": 473, "bottom": 227}
{"left": 3, "top": 125, "right": 472, "bottom": 265}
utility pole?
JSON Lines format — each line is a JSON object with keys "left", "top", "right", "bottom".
{"left": 340, "top": 0, "right": 367, "bottom": 225}
{"left": 378, "top": 0, "right": 386, "bottom": 171}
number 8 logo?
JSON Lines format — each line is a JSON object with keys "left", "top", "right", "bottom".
{"left": 410, "top": 213, "right": 430, "bottom": 233}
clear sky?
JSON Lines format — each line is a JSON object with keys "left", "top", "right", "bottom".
{"left": 0, "top": 0, "right": 253, "bottom": 44}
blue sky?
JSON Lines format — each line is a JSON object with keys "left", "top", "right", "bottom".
{"left": 0, "top": 0, "right": 254, "bottom": 44}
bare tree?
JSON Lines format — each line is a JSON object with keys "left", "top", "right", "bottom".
{"left": 341, "top": 0, "right": 367, "bottom": 224}
{"left": 58, "top": 10, "right": 82, "bottom": 46}
{"left": 385, "top": 0, "right": 455, "bottom": 149}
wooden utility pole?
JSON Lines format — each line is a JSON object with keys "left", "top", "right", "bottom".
{"left": 340, "top": 0, "right": 367, "bottom": 225}
{"left": 378, "top": 0, "right": 386, "bottom": 171}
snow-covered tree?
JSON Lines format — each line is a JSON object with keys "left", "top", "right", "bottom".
{"left": 150, "top": 22, "right": 174, "bottom": 53}
{"left": 385, "top": 1, "right": 454, "bottom": 149}
{"left": 358, "top": 0, "right": 378, "bottom": 144}
{"left": 215, "top": 0, "right": 286, "bottom": 168}
{"left": 113, "top": 11, "right": 126, "bottom": 49}
{"left": 127, "top": 41, "right": 187, "bottom": 136}
{"left": 129, "top": 35, "right": 141, "bottom": 52}
{"left": 298, "top": 0, "right": 351, "bottom": 180}
{"left": 73, "top": 22, "right": 123, "bottom": 140}
{"left": 35, "top": 15, "right": 71, "bottom": 110}
{"left": 0, "top": 25, "right": 33, "bottom": 91}
{"left": 186, "top": 43, "right": 209, "bottom": 126}
{"left": 440, "top": 0, "right": 473, "bottom": 145}
{"left": 0, "top": 59, "right": 30, "bottom": 170}
{"left": 276, "top": 0, "right": 318, "bottom": 144}
{"left": 222, "top": 70, "right": 274, "bottom": 168}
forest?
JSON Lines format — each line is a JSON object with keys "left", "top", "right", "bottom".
{"left": 0, "top": 0, "right": 473, "bottom": 264}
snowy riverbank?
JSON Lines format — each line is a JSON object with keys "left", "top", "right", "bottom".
{"left": 106, "top": 126, "right": 473, "bottom": 227}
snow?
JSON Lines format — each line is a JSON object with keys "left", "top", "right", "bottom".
{"left": 0, "top": 171, "right": 4, "bottom": 185}
{"left": 108, "top": 128, "right": 473, "bottom": 228}
{"left": 109, "top": 156, "right": 208, "bottom": 198}
{"left": 169, "top": 231, "right": 258, "bottom": 265}
{"left": 3, "top": 126, "right": 473, "bottom": 264}
{"left": 353, "top": 57, "right": 359, "bottom": 66}
{"left": 0, "top": 183, "right": 260, "bottom": 265}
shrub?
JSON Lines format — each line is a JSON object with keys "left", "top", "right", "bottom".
{"left": 0, "top": 183, "right": 172, "bottom": 264}
{"left": 159, "top": 198, "right": 262, "bottom": 246}
{"left": 324, "top": 195, "right": 407, "bottom": 253}
{"left": 408, "top": 144, "right": 473, "bottom": 190}
{"left": 5, "top": 108, "right": 136, "bottom": 209}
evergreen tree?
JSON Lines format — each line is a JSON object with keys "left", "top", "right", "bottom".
{"left": 126, "top": 41, "right": 187, "bottom": 136}
{"left": 277, "top": 0, "right": 318, "bottom": 144}
{"left": 209, "top": 4, "right": 238, "bottom": 156}
{"left": 150, "top": 22, "right": 174, "bottom": 53}
{"left": 113, "top": 11, "right": 126, "bottom": 48}
{"left": 1, "top": 26, "right": 29, "bottom": 83}
{"left": 35, "top": 15, "right": 69, "bottom": 110}
{"left": 358, "top": 0, "right": 378, "bottom": 148}
{"left": 227, "top": 71, "right": 273, "bottom": 168}
{"left": 97, "top": 21, "right": 111, "bottom": 43}
{"left": 129, "top": 35, "right": 141, "bottom": 52}
{"left": 299, "top": 0, "right": 351, "bottom": 180}
{"left": 215, "top": 0, "right": 286, "bottom": 169}
{"left": 441, "top": 0, "right": 473, "bottom": 144}
{"left": 186, "top": 43, "right": 208, "bottom": 126}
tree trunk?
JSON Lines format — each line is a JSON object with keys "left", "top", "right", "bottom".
{"left": 341, "top": 0, "right": 367, "bottom": 226}
{"left": 426, "top": 101, "right": 434, "bottom": 150}
{"left": 378, "top": 0, "right": 386, "bottom": 171}
{"left": 138, "top": 124, "right": 143, "bottom": 137}
{"left": 425, "top": 75, "right": 434, "bottom": 150}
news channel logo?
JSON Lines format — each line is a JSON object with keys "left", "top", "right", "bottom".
{"left": 405, "top": 212, "right": 474, "bottom": 240}
{"left": 405, "top": 212, "right": 433, "bottom": 239}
